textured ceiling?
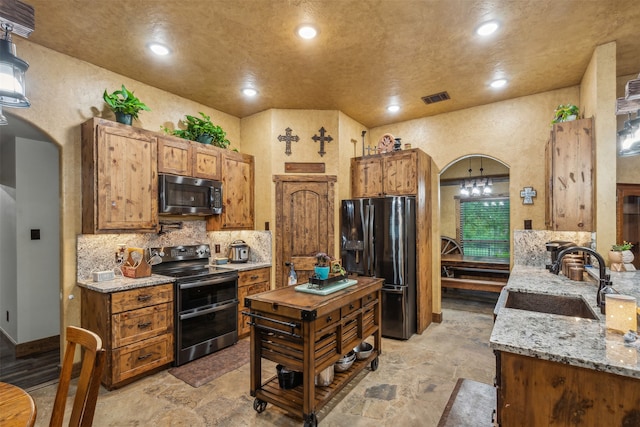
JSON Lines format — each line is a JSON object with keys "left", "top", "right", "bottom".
{"left": 23, "top": 0, "right": 640, "bottom": 128}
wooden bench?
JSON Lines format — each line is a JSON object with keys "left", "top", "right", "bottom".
{"left": 441, "top": 255, "right": 510, "bottom": 294}
{"left": 441, "top": 277, "right": 507, "bottom": 293}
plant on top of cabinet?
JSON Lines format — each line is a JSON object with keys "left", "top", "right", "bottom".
{"left": 551, "top": 104, "right": 579, "bottom": 125}
{"left": 103, "top": 84, "right": 151, "bottom": 125}
{"left": 162, "top": 112, "right": 231, "bottom": 149}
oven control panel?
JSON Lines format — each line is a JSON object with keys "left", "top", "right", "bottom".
{"left": 150, "top": 244, "right": 211, "bottom": 263}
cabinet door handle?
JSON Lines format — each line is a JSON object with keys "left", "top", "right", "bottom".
{"left": 250, "top": 275, "right": 259, "bottom": 280}
{"left": 138, "top": 322, "right": 152, "bottom": 329}
{"left": 137, "top": 295, "right": 152, "bottom": 302}
{"left": 349, "top": 304, "right": 354, "bottom": 309}
{"left": 137, "top": 353, "right": 153, "bottom": 361}
{"left": 326, "top": 316, "right": 332, "bottom": 323}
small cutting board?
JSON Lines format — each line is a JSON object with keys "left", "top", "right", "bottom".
{"left": 295, "top": 279, "right": 358, "bottom": 296}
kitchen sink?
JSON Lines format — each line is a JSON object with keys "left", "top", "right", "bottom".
{"left": 504, "top": 291, "right": 599, "bottom": 320}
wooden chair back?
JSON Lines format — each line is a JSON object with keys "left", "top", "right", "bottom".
{"left": 50, "top": 326, "right": 105, "bottom": 427}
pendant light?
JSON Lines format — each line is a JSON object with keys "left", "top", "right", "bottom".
{"left": 0, "top": 23, "right": 30, "bottom": 109}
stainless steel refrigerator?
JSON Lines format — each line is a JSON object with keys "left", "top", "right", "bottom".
{"left": 340, "top": 196, "right": 417, "bottom": 339}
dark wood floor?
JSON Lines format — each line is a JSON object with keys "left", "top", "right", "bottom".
{"left": 0, "top": 332, "right": 60, "bottom": 391}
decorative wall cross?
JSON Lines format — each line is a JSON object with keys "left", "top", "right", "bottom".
{"left": 520, "top": 186, "right": 537, "bottom": 205}
{"left": 277, "top": 127, "right": 299, "bottom": 156}
{"left": 312, "top": 127, "right": 333, "bottom": 157}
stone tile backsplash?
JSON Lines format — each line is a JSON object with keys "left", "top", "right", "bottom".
{"left": 77, "top": 221, "right": 271, "bottom": 280}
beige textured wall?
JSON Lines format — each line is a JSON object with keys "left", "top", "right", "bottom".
{"left": 580, "top": 42, "right": 617, "bottom": 254}
{"left": 370, "top": 87, "right": 581, "bottom": 238}
{"left": 9, "top": 39, "right": 240, "bottom": 334}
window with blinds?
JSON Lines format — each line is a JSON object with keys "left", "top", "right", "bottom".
{"left": 458, "top": 197, "right": 510, "bottom": 258}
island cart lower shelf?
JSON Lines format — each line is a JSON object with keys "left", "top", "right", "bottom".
{"left": 244, "top": 276, "right": 383, "bottom": 427}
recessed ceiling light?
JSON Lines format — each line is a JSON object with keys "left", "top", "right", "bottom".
{"left": 387, "top": 105, "right": 400, "bottom": 112}
{"left": 490, "top": 79, "right": 508, "bottom": 88}
{"left": 242, "top": 88, "right": 258, "bottom": 97}
{"left": 297, "top": 25, "right": 318, "bottom": 40}
{"left": 476, "top": 20, "right": 500, "bottom": 36}
{"left": 148, "top": 43, "right": 170, "bottom": 56}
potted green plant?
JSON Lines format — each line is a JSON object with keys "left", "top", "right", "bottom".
{"left": 103, "top": 85, "right": 150, "bottom": 125}
{"left": 314, "top": 252, "right": 333, "bottom": 280}
{"left": 163, "top": 112, "right": 231, "bottom": 148}
{"left": 610, "top": 241, "right": 634, "bottom": 271}
{"left": 551, "top": 104, "right": 579, "bottom": 125}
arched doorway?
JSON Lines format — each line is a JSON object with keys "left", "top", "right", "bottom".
{"left": 0, "top": 112, "right": 61, "bottom": 389}
{"left": 438, "top": 155, "right": 510, "bottom": 307}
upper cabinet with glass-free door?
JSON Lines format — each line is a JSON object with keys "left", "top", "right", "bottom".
{"left": 351, "top": 150, "right": 418, "bottom": 197}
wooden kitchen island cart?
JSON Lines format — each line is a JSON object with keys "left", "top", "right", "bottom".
{"left": 244, "top": 277, "right": 383, "bottom": 426}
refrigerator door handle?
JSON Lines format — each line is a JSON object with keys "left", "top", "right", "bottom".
{"left": 368, "top": 203, "right": 375, "bottom": 276}
{"left": 363, "top": 204, "right": 371, "bottom": 276}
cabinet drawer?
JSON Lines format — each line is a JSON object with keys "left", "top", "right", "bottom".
{"left": 112, "top": 302, "right": 173, "bottom": 348}
{"left": 316, "top": 309, "right": 340, "bottom": 332}
{"left": 111, "top": 284, "right": 173, "bottom": 313}
{"left": 362, "top": 291, "right": 377, "bottom": 307}
{"left": 111, "top": 333, "right": 173, "bottom": 384}
{"left": 238, "top": 268, "right": 270, "bottom": 287}
{"left": 341, "top": 299, "right": 361, "bottom": 318}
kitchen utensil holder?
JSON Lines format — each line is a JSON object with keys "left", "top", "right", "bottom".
{"left": 122, "top": 255, "right": 151, "bottom": 278}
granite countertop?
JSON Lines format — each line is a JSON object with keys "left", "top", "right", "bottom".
{"left": 211, "top": 261, "right": 272, "bottom": 271}
{"left": 77, "top": 274, "right": 175, "bottom": 293}
{"left": 78, "top": 262, "right": 272, "bottom": 293}
{"left": 490, "top": 264, "right": 640, "bottom": 379}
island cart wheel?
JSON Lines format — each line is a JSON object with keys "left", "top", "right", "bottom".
{"left": 371, "top": 356, "right": 379, "bottom": 371}
{"left": 441, "top": 236, "right": 462, "bottom": 255}
{"left": 303, "top": 412, "right": 317, "bottom": 427}
{"left": 253, "top": 398, "right": 267, "bottom": 413}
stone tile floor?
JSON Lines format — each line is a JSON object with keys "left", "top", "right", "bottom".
{"left": 29, "top": 293, "right": 497, "bottom": 426}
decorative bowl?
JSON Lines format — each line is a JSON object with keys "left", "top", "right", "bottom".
{"left": 334, "top": 351, "right": 356, "bottom": 372}
{"left": 353, "top": 342, "right": 373, "bottom": 360}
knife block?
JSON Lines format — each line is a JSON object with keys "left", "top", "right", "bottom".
{"left": 122, "top": 254, "right": 151, "bottom": 278}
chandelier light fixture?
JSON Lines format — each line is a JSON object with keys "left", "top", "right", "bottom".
{"left": 459, "top": 157, "right": 493, "bottom": 196}
{"left": 618, "top": 111, "right": 640, "bottom": 157}
{"left": 0, "top": 23, "right": 30, "bottom": 110}
{"left": 616, "top": 73, "right": 640, "bottom": 156}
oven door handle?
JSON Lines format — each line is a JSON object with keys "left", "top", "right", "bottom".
{"left": 179, "top": 300, "right": 238, "bottom": 320}
{"left": 178, "top": 274, "right": 238, "bottom": 289}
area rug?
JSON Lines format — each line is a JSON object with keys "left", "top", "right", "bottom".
{"left": 168, "top": 339, "right": 250, "bottom": 388}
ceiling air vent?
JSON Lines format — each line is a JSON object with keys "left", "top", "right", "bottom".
{"left": 421, "top": 91, "right": 450, "bottom": 105}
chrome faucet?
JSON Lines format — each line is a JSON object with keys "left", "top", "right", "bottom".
{"left": 549, "top": 246, "right": 613, "bottom": 313}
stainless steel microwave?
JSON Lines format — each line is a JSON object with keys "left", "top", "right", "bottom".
{"left": 159, "top": 174, "right": 223, "bottom": 215}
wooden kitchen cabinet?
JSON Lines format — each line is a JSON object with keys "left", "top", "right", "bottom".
{"left": 81, "top": 284, "right": 174, "bottom": 389}
{"left": 237, "top": 267, "right": 271, "bottom": 338}
{"left": 157, "top": 135, "right": 221, "bottom": 180}
{"left": 545, "top": 117, "right": 594, "bottom": 231}
{"left": 495, "top": 351, "right": 640, "bottom": 426}
{"left": 81, "top": 118, "right": 159, "bottom": 233}
{"left": 351, "top": 150, "right": 418, "bottom": 197}
{"left": 207, "top": 150, "right": 255, "bottom": 230}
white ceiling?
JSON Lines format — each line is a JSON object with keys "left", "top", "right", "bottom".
{"left": 18, "top": 0, "right": 640, "bottom": 128}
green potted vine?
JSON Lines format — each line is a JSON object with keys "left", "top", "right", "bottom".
{"left": 103, "top": 85, "right": 150, "bottom": 125}
{"left": 551, "top": 104, "right": 579, "bottom": 125}
{"left": 163, "top": 112, "right": 230, "bottom": 148}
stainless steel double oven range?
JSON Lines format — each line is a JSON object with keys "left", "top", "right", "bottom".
{"left": 150, "top": 244, "right": 238, "bottom": 366}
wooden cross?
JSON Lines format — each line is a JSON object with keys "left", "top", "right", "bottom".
{"left": 520, "top": 186, "right": 537, "bottom": 205}
{"left": 312, "top": 127, "right": 333, "bottom": 157}
{"left": 277, "top": 127, "right": 299, "bottom": 156}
